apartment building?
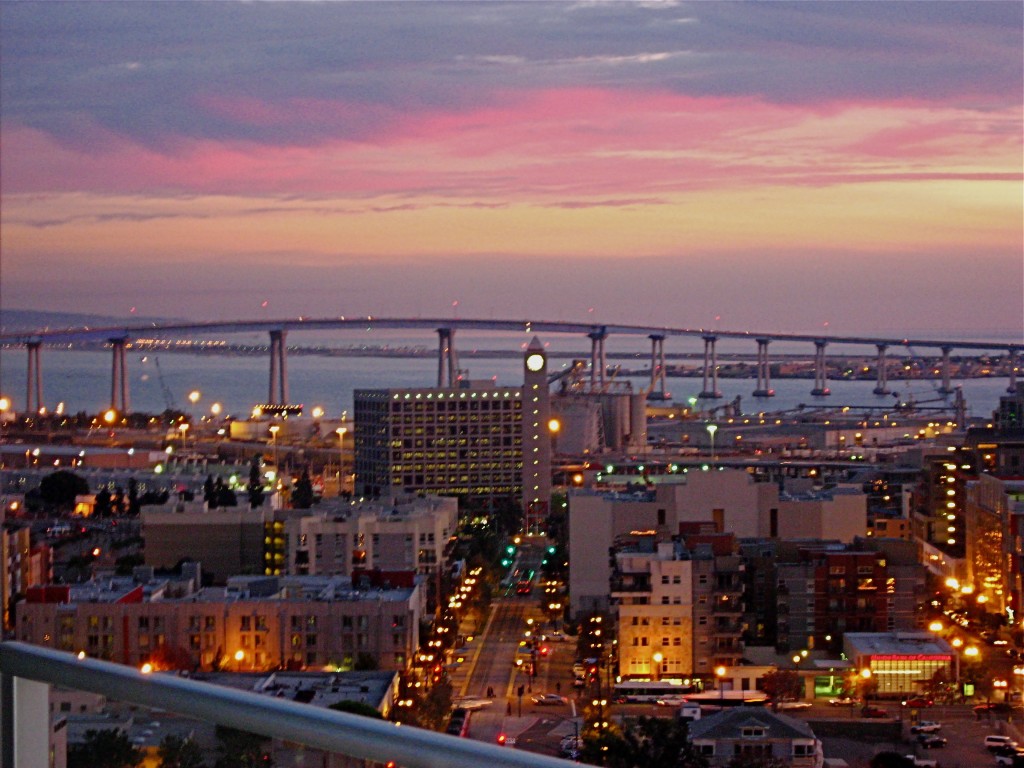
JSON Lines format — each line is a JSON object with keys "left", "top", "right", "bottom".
{"left": 286, "top": 494, "right": 458, "bottom": 577}
{"left": 774, "top": 538, "right": 926, "bottom": 654}
{"left": 568, "top": 470, "right": 868, "bottom": 618}
{"left": 17, "top": 571, "right": 423, "bottom": 673}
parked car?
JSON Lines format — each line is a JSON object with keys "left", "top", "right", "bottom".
{"left": 828, "top": 696, "right": 857, "bottom": 707}
{"left": 861, "top": 706, "right": 889, "bottom": 718}
{"left": 995, "top": 749, "right": 1024, "bottom": 767}
{"left": 904, "top": 697, "right": 933, "bottom": 708}
{"left": 985, "top": 735, "right": 1018, "bottom": 752}
{"left": 777, "top": 700, "right": 812, "bottom": 711}
{"left": 903, "top": 755, "right": 937, "bottom": 768}
{"left": 917, "top": 734, "right": 947, "bottom": 748}
{"left": 910, "top": 721, "right": 942, "bottom": 734}
{"left": 531, "top": 693, "right": 566, "bottom": 706}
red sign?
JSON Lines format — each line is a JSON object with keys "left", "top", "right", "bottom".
{"left": 871, "top": 654, "right": 950, "bottom": 662}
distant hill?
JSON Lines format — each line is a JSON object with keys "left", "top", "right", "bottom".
{"left": 0, "top": 309, "right": 172, "bottom": 333}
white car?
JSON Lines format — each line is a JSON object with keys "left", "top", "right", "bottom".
{"left": 531, "top": 693, "right": 566, "bottom": 706}
{"left": 452, "top": 697, "right": 493, "bottom": 711}
{"left": 777, "top": 700, "right": 812, "bottom": 711}
{"left": 909, "top": 721, "right": 942, "bottom": 734}
{"left": 904, "top": 756, "right": 937, "bottom": 768}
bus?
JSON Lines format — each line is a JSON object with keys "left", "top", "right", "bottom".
{"left": 612, "top": 681, "right": 701, "bottom": 703}
{"left": 681, "top": 690, "right": 768, "bottom": 709}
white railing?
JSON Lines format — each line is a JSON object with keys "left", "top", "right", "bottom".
{"left": 0, "top": 641, "right": 572, "bottom": 768}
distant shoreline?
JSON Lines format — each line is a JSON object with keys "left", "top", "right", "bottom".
{"left": 1, "top": 340, "right": 1014, "bottom": 381}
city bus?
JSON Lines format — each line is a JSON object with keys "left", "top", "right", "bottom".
{"left": 681, "top": 690, "right": 769, "bottom": 709}
{"left": 612, "top": 681, "right": 701, "bottom": 703}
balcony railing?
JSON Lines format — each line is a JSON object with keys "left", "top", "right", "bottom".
{"left": 0, "top": 641, "right": 573, "bottom": 768}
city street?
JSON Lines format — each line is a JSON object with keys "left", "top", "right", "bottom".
{"left": 449, "top": 595, "right": 1024, "bottom": 767}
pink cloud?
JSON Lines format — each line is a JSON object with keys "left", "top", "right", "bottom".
{"left": 2, "top": 88, "right": 1019, "bottom": 203}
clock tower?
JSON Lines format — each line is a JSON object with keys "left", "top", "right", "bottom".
{"left": 522, "top": 336, "right": 551, "bottom": 533}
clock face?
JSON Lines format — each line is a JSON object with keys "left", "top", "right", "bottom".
{"left": 526, "top": 353, "right": 545, "bottom": 372}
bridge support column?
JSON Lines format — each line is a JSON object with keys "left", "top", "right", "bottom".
{"left": 25, "top": 342, "right": 43, "bottom": 415}
{"left": 589, "top": 330, "right": 607, "bottom": 389}
{"left": 810, "top": 340, "right": 830, "bottom": 396}
{"left": 110, "top": 338, "right": 130, "bottom": 413}
{"left": 436, "top": 328, "right": 459, "bottom": 388}
{"left": 872, "top": 344, "right": 890, "bottom": 395}
{"left": 1007, "top": 350, "right": 1018, "bottom": 393}
{"left": 753, "top": 338, "right": 774, "bottom": 397}
{"left": 268, "top": 330, "right": 289, "bottom": 405}
{"left": 647, "top": 334, "right": 670, "bottom": 401}
{"left": 938, "top": 346, "right": 954, "bottom": 395}
{"left": 698, "top": 335, "right": 721, "bottom": 399}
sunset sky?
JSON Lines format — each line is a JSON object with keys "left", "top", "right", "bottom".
{"left": 1, "top": 1, "right": 1021, "bottom": 337}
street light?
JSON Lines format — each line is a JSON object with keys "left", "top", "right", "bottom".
{"left": 652, "top": 652, "right": 663, "bottom": 682}
{"left": 707, "top": 423, "right": 718, "bottom": 467}
{"left": 269, "top": 424, "right": 280, "bottom": 467}
{"left": 716, "top": 666, "right": 727, "bottom": 701}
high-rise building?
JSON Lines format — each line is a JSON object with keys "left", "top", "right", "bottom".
{"left": 353, "top": 338, "right": 553, "bottom": 529}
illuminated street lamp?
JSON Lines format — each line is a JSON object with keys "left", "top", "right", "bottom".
{"left": 707, "top": 424, "right": 718, "bottom": 466}
{"left": 211, "top": 402, "right": 222, "bottom": 417}
{"left": 716, "top": 665, "right": 727, "bottom": 701}
{"left": 0, "top": 396, "right": 10, "bottom": 412}
{"left": 269, "top": 424, "right": 280, "bottom": 467}
{"left": 652, "top": 652, "right": 663, "bottom": 682}
{"left": 188, "top": 390, "right": 201, "bottom": 406}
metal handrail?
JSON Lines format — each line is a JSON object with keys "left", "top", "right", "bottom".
{"left": 0, "top": 642, "right": 572, "bottom": 768}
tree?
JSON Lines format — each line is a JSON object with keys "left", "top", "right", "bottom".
{"left": 579, "top": 716, "right": 709, "bottom": 768}
{"left": 127, "top": 477, "right": 140, "bottom": 514}
{"left": 68, "top": 729, "right": 142, "bottom": 768}
{"left": 292, "top": 467, "right": 315, "bottom": 509}
{"left": 115, "top": 553, "right": 145, "bottom": 575}
{"left": 148, "top": 643, "right": 196, "bottom": 671}
{"left": 204, "top": 475, "right": 217, "bottom": 508}
{"left": 94, "top": 487, "right": 113, "bottom": 516}
{"left": 760, "top": 669, "right": 803, "bottom": 707}
{"left": 158, "top": 734, "right": 206, "bottom": 768}
{"left": 213, "top": 726, "right": 273, "bottom": 768}
{"left": 414, "top": 676, "right": 453, "bottom": 731}
{"left": 247, "top": 458, "right": 265, "bottom": 509}
{"left": 39, "top": 470, "right": 90, "bottom": 509}
{"left": 215, "top": 478, "right": 238, "bottom": 507}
